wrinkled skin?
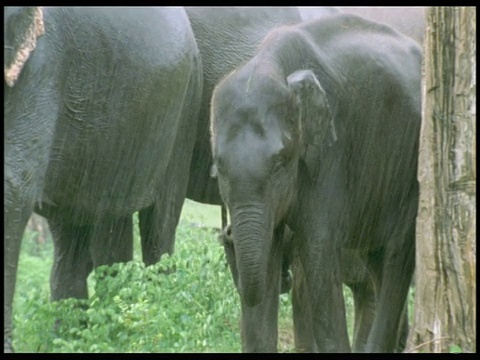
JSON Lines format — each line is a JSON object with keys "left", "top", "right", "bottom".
{"left": 184, "top": 7, "right": 302, "bottom": 206}
{"left": 286, "top": 231, "right": 410, "bottom": 353}
{"left": 298, "top": 6, "right": 426, "bottom": 44}
{"left": 220, "top": 224, "right": 409, "bottom": 352}
{"left": 211, "top": 14, "right": 420, "bottom": 352}
{"left": 181, "top": 8, "right": 302, "bottom": 315}
{"left": 4, "top": 7, "right": 202, "bottom": 352}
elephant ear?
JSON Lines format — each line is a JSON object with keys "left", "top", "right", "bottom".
{"left": 4, "top": 7, "right": 45, "bottom": 87}
{"left": 287, "top": 69, "right": 337, "bottom": 181}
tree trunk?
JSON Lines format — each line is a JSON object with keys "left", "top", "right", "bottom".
{"left": 406, "top": 7, "right": 476, "bottom": 353}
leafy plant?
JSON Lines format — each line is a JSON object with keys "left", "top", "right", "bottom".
{"left": 12, "top": 203, "right": 379, "bottom": 352}
{"left": 449, "top": 345, "right": 462, "bottom": 353}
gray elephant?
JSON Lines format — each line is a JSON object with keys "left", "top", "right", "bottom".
{"left": 183, "top": 7, "right": 302, "bottom": 206}
{"left": 181, "top": 7, "right": 303, "bottom": 297}
{"left": 299, "top": 6, "right": 426, "bottom": 44}
{"left": 220, "top": 223, "right": 409, "bottom": 352}
{"left": 289, "top": 236, "right": 410, "bottom": 353}
{"left": 210, "top": 13, "right": 421, "bottom": 353}
{"left": 4, "top": 6, "right": 202, "bottom": 352}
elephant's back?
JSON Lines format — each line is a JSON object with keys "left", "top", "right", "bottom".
{"left": 303, "top": 15, "right": 421, "bottom": 241}
{"left": 49, "top": 7, "right": 197, "bottom": 74}
{"left": 186, "top": 7, "right": 301, "bottom": 87}
{"left": 42, "top": 7, "right": 201, "bottom": 217}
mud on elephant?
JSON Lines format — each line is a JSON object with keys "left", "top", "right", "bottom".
{"left": 4, "top": 6, "right": 202, "bottom": 352}
{"left": 210, "top": 14, "right": 421, "bottom": 352}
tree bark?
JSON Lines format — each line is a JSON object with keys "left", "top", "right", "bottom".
{"left": 407, "top": 7, "right": 476, "bottom": 353}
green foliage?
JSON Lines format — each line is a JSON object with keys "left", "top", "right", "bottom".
{"left": 13, "top": 219, "right": 241, "bottom": 352}
{"left": 449, "top": 345, "right": 462, "bottom": 353}
{"left": 13, "top": 203, "right": 399, "bottom": 352}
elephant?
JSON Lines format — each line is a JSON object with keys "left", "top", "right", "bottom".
{"left": 183, "top": 7, "right": 302, "bottom": 207}
{"left": 4, "top": 6, "right": 202, "bottom": 352}
{"left": 210, "top": 13, "right": 421, "bottom": 352}
{"left": 298, "top": 6, "right": 426, "bottom": 44}
{"left": 220, "top": 223, "right": 409, "bottom": 352}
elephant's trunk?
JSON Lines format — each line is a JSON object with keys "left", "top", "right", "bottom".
{"left": 231, "top": 203, "right": 272, "bottom": 307}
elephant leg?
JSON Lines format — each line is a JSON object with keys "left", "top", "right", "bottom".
{"left": 291, "top": 248, "right": 317, "bottom": 352}
{"left": 364, "top": 224, "right": 415, "bottom": 352}
{"left": 140, "top": 62, "right": 199, "bottom": 266}
{"left": 140, "top": 203, "right": 174, "bottom": 265}
{"left": 395, "top": 299, "right": 409, "bottom": 353}
{"left": 89, "top": 215, "right": 133, "bottom": 268}
{"left": 50, "top": 215, "right": 133, "bottom": 301}
{"left": 298, "top": 228, "right": 350, "bottom": 352}
{"left": 341, "top": 250, "right": 377, "bottom": 352}
{"left": 49, "top": 218, "right": 94, "bottom": 301}
{"left": 139, "top": 168, "right": 189, "bottom": 266}
{"left": 348, "top": 278, "right": 376, "bottom": 352}
{"left": 4, "top": 201, "right": 32, "bottom": 352}
{"left": 239, "top": 226, "right": 284, "bottom": 352}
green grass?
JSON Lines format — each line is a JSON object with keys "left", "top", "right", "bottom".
{"left": 12, "top": 200, "right": 414, "bottom": 352}
{"left": 180, "top": 199, "right": 223, "bottom": 229}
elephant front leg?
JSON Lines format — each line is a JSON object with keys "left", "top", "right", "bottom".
{"left": 291, "top": 247, "right": 317, "bottom": 352}
{"left": 298, "top": 230, "right": 351, "bottom": 353}
{"left": 239, "top": 227, "right": 284, "bottom": 352}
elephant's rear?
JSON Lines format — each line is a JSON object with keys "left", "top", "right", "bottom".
{"left": 4, "top": 7, "right": 201, "bottom": 352}
{"left": 41, "top": 7, "right": 202, "bottom": 217}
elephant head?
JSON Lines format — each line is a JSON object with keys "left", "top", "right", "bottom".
{"left": 4, "top": 6, "right": 45, "bottom": 87}
{"left": 210, "top": 61, "right": 337, "bottom": 307}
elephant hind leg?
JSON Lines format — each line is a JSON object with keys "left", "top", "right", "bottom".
{"left": 139, "top": 162, "right": 190, "bottom": 266}
{"left": 89, "top": 215, "right": 133, "bottom": 268}
{"left": 49, "top": 214, "right": 134, "bottom": 301}
{"left": 395, "top": 299, "right": 409, "bottom": 353}
{"left": 341, "top": 250, "right": 377, "bottom": 352}
{"left": 364, "top": 228, "right": 415, "bottom": 352}
{"left": 49, "top": 218, "right": 94, "bottom": 301}
{"left": 347, "top": 278, "right": 376, "bottom": 352}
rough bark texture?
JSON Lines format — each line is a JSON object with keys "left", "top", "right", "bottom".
{"left": 406, "top": 7, "right": 476, "bottom": 353}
